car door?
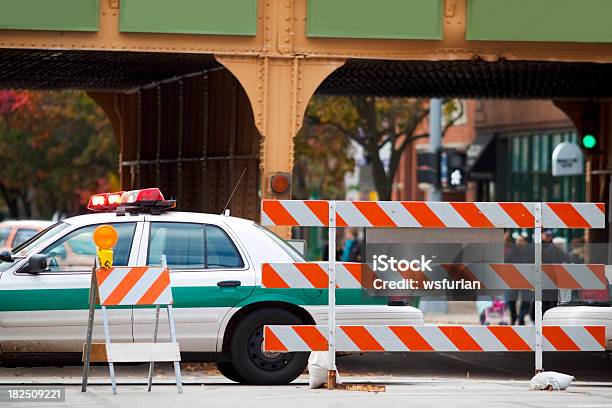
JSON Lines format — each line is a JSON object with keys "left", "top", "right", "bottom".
{"left": 132, "top": 218, "right": 256, "bottom": 351}
{"left": 0, "top": 220, "right": 143, "bottom": 353}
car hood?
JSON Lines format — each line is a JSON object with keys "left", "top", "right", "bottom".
{"left": 544, "top": 305, "right": 612, "bottom": 323}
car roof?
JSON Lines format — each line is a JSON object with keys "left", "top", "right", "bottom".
{"left": 63, "top": 211, "right": 257, "bottom": 228}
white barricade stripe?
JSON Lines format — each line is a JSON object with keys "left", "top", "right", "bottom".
{"left": 336, "top": 327, "right": 364, "bottom": 352}
{"left": 414, "top": 326, "right": 459, "bottom": 351}
{"left": 366, "top": 326, "right": 410, "bottom": 351}
{"left": 105, "top": 343, "right": 181, "bottom": 363}
{"left": 283, "top": 201, "right": 326, "bottom": 227}
{"left": 120, "top": 266, "right": 162, "bottom": 306}
{"left": 383, "top": 201, "right": 421, "bottom": 227}
{"left": 335, "top": 263, "right": 364, "bottom": 288}
{"left": 263, "top": 325, "right": 605, "bottom": 352}
{"left": 429, "top": 202, "right": 470, "bottom": 228}
{"left": 97, "top": 268, "right": 129, "bottom": 302}
{"left": 335, "top": 201, "right": 373, "bottom": 227}
{"left": 463, "top": 326, "right": 505, "bottom": 352}
{"left": 474, "top": 203, "right": 522, "bottom": 228}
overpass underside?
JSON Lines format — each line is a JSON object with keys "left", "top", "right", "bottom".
{"left": 1, "top": 0, "right": 612, "bottom": 222}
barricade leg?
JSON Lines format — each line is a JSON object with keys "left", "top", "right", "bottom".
{"left": 147, "top": 305, "right": 161, "bottom": 391}
{"left": 534, "top": 203, "right": 543, "bottom": 373}
{"left": 101, "top": 306, "right": 118, "bottom": 395}
{"left": 327, "top": 201, "right": 337, "bottom": 389}
{"left": 81, "top": 268, "right": 97, "bottom": 392}
{"left": 167, "top": 305, "right": 183, "bottom": 394}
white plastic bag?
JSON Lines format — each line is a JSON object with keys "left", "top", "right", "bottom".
{"left": 307, "top": 352, "right": 341, "bottom": 389}
{"left": 529, "top": 371, "right": 575, "bottom": 390}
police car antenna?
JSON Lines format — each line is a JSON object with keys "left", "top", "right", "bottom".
{"left": 222, "top": 167, "right": 247, "bottom": 216}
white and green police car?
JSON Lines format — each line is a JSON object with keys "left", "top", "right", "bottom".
{"left": 0, "top": 188, "right": 423, "bottom": 384}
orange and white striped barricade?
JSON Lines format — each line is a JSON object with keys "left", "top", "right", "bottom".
{"left": 82, "top": 256, "right": 182, "bottom": 395}
{"left": 262, "top": 262, "right": 607, "bottom": 291}
{"left": 264, "top": 325, "right": 605, "bottom": 353}
{"left": 260, "top": 200, "right": 606, "bottom": 386}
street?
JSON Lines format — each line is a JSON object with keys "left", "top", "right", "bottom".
{"left": 2, "top": 353, "right": 612, "bottom": 407}
{"left": 4, "top": 381, "right": 611, "bottom": 408}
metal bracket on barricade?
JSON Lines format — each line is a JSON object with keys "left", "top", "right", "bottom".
{"left": 81, "top": 225, "right": 182, "bottom": 395}
{"left": 260, "top": 200, "right": 607, "bottom": 387}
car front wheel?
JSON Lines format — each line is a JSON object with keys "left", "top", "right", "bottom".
{"left": 229, "top": 308, "right": 309, "bottom": 384}
{"left": 214, "top": 361, "right": 245, "bottom": 383}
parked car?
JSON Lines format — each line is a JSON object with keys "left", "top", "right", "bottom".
{"left": 544, "top": 266, "right": 612, "bottom": 350}
{"left": 0, "top": 188, "right": 423, "bottom": 384}
{"left": 0, "top": 220, "right": 53, "bottom": 252}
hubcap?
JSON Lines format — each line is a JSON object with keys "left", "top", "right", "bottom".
{"left": 247, "top": 325, "right": 292, "bottom": 372}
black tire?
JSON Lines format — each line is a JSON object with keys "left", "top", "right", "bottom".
{"left": 229, "top": 308, "right": 309, "bottom": 385}
{"left": 215, "top": 361, "right": 245, "bottom": 383}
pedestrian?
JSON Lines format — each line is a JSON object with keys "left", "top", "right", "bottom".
{"left": 505, "top": 233, "right": 531, "bottom": 325}
{"left": 569, "top": 236, "right": 585, "bottom": 263}
{"left": 541, "top": 229, "right": 572, "bottom": 314}
{"left": 341, "top": 228, "right": 362, "bottom": 262}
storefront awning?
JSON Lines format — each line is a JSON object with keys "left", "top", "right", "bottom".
{"left": 466, "top": 133, "right": 496, "bottom": 181}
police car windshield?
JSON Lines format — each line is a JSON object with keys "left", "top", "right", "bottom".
{"left": 6, "top": 222, "right": 69, "bottom": 258}
{"left": 254, "top": 224, "right": 306, "bottom": 262}
{"left": 0, "top": 222, "right": 69, "bottom": 273}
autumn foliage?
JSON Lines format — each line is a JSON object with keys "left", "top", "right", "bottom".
{"left": 0, "top": 90, "right": 119, "bottom": 219}
{"left": 297, "top": 95, "right": 463, "bottom": 200}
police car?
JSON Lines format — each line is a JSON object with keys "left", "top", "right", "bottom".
{"left": 0, "top": 188, "right": 423, "bottom": 384}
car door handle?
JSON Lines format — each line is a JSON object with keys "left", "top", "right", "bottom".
{"left": 217, "top": 280, "right": 241, "bottom": 288}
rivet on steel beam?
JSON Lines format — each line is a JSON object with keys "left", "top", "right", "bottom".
{"left": 445, "top": 0, "right": 457, "bottom": 17}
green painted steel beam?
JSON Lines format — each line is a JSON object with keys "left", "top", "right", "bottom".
{"left": 0, "top": 0, "right": 98, "bottom": 31}
{"left": 307, "top": 0, "right": 443, "bottom": 40}
{"left": 120, "top": 0, "right": 257, "bottom": 36}
{"left": 467, "top": 0, "right": 612, "bottom": 43}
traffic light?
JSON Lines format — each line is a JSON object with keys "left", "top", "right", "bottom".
{"left": 416, "top": 150, "right": 439, "bottom": 186}
{"left": 581, "top": 105, "right": 601, "bottom": 153}
{"left": 440, "top": 148, "right": 466, "bottom": 191}
{"left": 582, "top": 134, "right": 597, "bottom": 150}
{"left": 416, "top": 149, "right": 466, "bottom": 191}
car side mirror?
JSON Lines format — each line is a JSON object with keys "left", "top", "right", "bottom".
{"left": 0, "top": 250, "right": 13, "bottom": 262}
{"left": 27, "top": 254, "right": 48, "bottom": 274}
{"left": 287, "top": 239, "right": 306, "bottom": 256}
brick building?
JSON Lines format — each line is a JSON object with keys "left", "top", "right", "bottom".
{"left": 393, "top": 100, "right": 581, "bottom": 205}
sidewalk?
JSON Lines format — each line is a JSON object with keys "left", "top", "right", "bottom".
{"left": 423, "top": 301, "right": 480, "bottom": 325}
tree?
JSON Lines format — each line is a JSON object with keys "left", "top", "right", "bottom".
{"left": 293, "top": 119, "right": 355, "bottom": 200}
{"left": 0, "top": 90, "right": 119, "bottom": 219}
{"left": 304, "top": 95, "right": 464, "bottom": 200}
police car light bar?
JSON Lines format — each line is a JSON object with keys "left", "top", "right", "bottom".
{"left": 88, "top": 188, "right": 176, "bottom": 214}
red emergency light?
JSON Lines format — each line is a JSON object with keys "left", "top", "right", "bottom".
{"left": 87, "top": 191, "right": 125, "bottom": 212}
{"left": 87, "top": 188, "right": 175, "bottom": 214}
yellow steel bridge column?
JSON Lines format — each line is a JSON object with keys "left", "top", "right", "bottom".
{"left": 218, "top": 55, "right": 343, "bottom": 201}
{"left": 216, "top": 0, "right": 344, "bottom": 205}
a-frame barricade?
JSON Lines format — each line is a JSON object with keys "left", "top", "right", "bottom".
{"left": 81, "top": 256, "right": 182, "bottom": 394}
